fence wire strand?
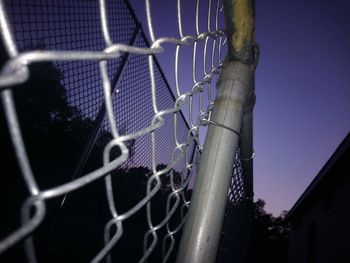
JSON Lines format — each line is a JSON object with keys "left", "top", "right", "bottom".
{"left": 0, "top": 0, "right": 247, "bottom": 262}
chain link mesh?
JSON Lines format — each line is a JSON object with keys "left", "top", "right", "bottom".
{"left": 217, "top": 149, "right": 249, "bottom": 263}
{"left": 0, "top": 0, "right": 247, "bottom": 262}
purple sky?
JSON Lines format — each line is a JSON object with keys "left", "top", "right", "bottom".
{"left": 255, "top": 0, "right": 350, "bottom": 215}
{"left": 130, "top": 0, "right": 350, "bottom": 215}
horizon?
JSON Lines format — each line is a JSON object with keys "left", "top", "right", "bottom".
{"left": 130, "top": 0, "right": 350, "bottom": 216}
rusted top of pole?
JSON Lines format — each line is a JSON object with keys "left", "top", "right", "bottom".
{"left": 224, "top": 0, "right": 256, "bottom": 65}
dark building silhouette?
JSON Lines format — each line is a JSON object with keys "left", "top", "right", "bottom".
{"left": 287, "top": 132, "right": 350, "bottom": 263}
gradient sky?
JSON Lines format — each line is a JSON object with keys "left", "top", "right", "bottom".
{"left": 130, "top": 0, "right": 350, "bottom": 216}
{"left": 254, "top": 0, "right": 350, "bottom": 215}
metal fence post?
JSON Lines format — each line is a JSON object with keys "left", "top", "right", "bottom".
{"left": 240, "top": 107, "right": 255, "bottom": 263}
{"left": 176, "top": 0, "right": 256, "bottom": 262}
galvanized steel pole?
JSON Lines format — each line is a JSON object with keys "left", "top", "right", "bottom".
{"left": 176, "top": 0, "right": 256, "bottom": 262}
{"left": 240, "top": 106, "right": 255, "bottom": 263}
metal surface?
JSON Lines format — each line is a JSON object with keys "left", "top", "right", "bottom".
{"left": 0, "top": 0, "right": 256, "bottom": 261}
{"left": 224, "top": 0, "right": 255, "bottom": 64}
{"left": 176, "top": 61, "right": 253, "bottom": 263}
{"left": 0, "top": 0, "right": 233, "bottom": 262}
{"left": 177, "top": 0, "right": 257, "bottom": 262}
{"left": 239, "top": 109, "right": 254, "bottom": 263}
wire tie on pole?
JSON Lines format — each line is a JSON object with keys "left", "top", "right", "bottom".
{"left": 245, "top": 196, "right": 254, "bottom": 201}
{"left": 206, "top": 119, "right": 240, "bottom": 138}
{"left": 199, "top": 111, "right": 240, "bottom": 138}
{"left": 240, "top": 151, "right": 255, "bottom": 161}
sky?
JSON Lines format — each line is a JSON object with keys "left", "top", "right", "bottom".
{"left": 130, "top": 0, "right": 350, "bottom": 216}
{"left": 254, "top": 0, "right": 350, "bottom": 215}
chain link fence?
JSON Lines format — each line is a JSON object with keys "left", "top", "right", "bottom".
{"left": 217, "top": 149, "right": 250, "bottom": 263}
{"left": 0, "top": 0, "right": 251, "bottom": 262}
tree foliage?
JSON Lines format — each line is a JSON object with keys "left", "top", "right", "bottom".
{"left": 0, "top": 60, "right": 184, "bottom": 262}
{"left": 248, "top": 199, "right": 291, "bottom": 263}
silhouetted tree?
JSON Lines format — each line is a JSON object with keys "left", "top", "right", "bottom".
{"left": 0, "top": 59, "right": 136, "bottom": 261}
{"left": 0, "top": 42, "right": 185, "bottom": 262}
{"left": 248, "top": 199, "right": 291, "bottom": 263}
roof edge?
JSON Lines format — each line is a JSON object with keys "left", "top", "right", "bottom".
{"left": 287, "top": 132, "right": 350, "bottom": 221}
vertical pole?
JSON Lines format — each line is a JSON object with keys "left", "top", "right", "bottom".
{"left": 176, "top": 0, "right": 256, "bottom": 262}
{"left": 240, "top": 107, "right": 255, "bottom": 263}
{"left": 239, "top": 37, "right": 257, "bottom": 262}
